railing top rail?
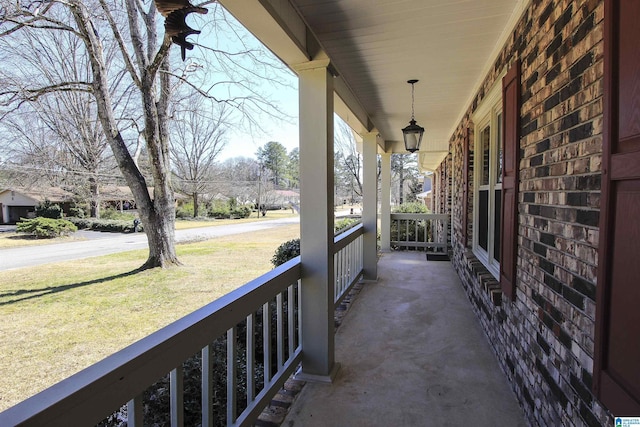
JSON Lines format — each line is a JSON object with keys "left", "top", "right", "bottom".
{"left": 390, "top": 213, "right": 449, "bottom": 220}
{"left": 0, "top": 257, "right": 302, "bottom": 427}
{"left": 334, "top": 222, "right": 364, "bottom": 252}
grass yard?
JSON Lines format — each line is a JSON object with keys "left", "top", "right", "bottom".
{"left": 0, "top": 210, "right": 297, "bottom": 249}
{"left": 174, "top": 209, "right": 297, "bottom": 230}
{"left": 0, "top": 223, "right": 299, "bottom": 412}
{"left": 0, "top": 232, "right": 86, "bottom": 249}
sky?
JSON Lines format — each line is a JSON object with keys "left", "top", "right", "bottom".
{"left": 199, "top": 5, "right": 301, "bottom": 161}
{"left": 220, "top": 83, "right": 300, "bottom": 161}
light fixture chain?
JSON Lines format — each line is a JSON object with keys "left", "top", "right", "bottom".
{"left": 411, "top": 82, "right": 415, "bottom": 120}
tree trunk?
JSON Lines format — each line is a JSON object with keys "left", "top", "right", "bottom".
{"left": 71, "top": 1, "right": 179, "bottom": 269}
{"left": 142, "top": 196, "right": 179, "bottom": 268}
{"left": 137, "top": 55, "right": 180, "bottom": 268}
{"left": 89, "top": 176, "right": 100, "bottom": 218}
{"left": 399, "top": 167, "right": 405, "bottom": 205}
{"left": 193, "top": 192, "right": 199, "bottom": 217}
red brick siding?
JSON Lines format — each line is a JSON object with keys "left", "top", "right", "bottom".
{"left": 437, "top": 0, "right": 612, "bottom": 425}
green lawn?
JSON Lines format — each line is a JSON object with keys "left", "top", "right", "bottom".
{"left": 174, "top": 209, "right": 297, "bottom": 229}
{"left": 0, "top": 232, "right": 86, "bottom": 249}
{"left": 0, "top": 210, "right": 297, "bottom": 249}
{"left": 0, "top": 223, "right": 300, "bottom": 411}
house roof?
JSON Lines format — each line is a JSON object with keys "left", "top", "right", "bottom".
{"left": 0, "top": 186, "right": 187, "bottom": 204}
{"left": 100, "top": 186, "right": 138, "bottom": 201}
{"left": 0, "top": 187, "right": 74, "bottom": 203}
{"left": 101, "top": 186, "right": 188, "bottom": 201}
{"left": 272, "top": 189, "right": 300, "bottom": 198}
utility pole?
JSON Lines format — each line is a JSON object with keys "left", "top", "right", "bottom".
{"left": 257, "top": 163, "right": 262, "bottom": 218}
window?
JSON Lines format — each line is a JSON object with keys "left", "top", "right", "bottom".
{"left": 472, "top": 79, "right": 504, "bottom": 279}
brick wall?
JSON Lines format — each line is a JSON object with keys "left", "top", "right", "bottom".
{"left": 436, "top": 0, "right": 612, "bottom": 425}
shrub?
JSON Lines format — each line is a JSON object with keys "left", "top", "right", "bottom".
{"left": 207, "top": 200, "right": 252, "bottom": 219}
{"left": 101, "top": 208, "right": 135, "bottom": 221}
{"left": 176, "top": 202, "right": 194, "bottom": 219}
{"left": 208, "top": 199, "right": 230, "bottom": 219}
{"left": 66, "top": 217, "right": 142, "bottom": 233}
{"left": 230, "top": 206, "right": 251, "bottom": 219}
{"left": 390, "top": 202, "right": 431, "bottom": 250}
{"left": 16, "top": 217, "right": 77, "bottom": 238}
{"left": 272, "top": 238, "right": 300, "bottom": 267}
{"left": 35, "top": 200, "right": 63, "bottom": 219}
{"left": 271, "top": 220, "right": 359, "bottom": 268}
{"left": 335, "top": 218, "right": 359, "bottom": 234}
{"left": 65, "top": 217, "right": 94, "bottom": 230}
{"left": 68, "top": 205, "right": 86, "bottom": 218}
{"left": 228, "top": 197, "right": 238, "bottom": 210}
{"left": 392, "top": 202, "right": 429, "bottom": 214}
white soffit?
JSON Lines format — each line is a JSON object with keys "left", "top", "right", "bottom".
{"left": 223, "top": 0, "right": 527, "bottom": 161}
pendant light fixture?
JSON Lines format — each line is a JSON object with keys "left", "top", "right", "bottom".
{"left": 402, "top": 79, "right": 425, "bottom": 153}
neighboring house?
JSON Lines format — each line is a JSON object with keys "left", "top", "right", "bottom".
{"left": 0, "top": 188, "right": 74, "bottom": 224}
{"left": 0, "top": 186, "right": 185, "bottom": 223}
{"left": 100, "top": 185, "right": 187, "bottom": 210}
{"left": 100, "top": 185, "right": 141, "bottom": 211}
{"left": 267, "top": 189, "right": 300, "bottom": 209}
{"left": 415, "top": 175, "right": 432, "bottom": 208}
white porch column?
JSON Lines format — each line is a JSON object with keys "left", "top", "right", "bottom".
{"left": 296, "top": 60, "right": 338, "bottom": 381}
{"left": 362, "top": 132, "right": 378, "bottom": 281}
{"left": 380, "top": 152, "right": 392, "bottom": 252}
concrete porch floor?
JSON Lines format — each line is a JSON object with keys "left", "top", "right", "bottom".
{"left": 283, "top": 251, "right": 527, "bottom": 427}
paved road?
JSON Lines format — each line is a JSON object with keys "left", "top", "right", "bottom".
{"left": 0, "top": 216, "right": 300, "bottom": 271}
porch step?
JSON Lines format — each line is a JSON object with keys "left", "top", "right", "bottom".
{"left": 426, "top": 251, "right": 449, "bottom": 261}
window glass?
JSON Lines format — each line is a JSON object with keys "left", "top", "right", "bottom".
{"left": 481, "top": 126, "right": 490, "bottom": 186}
{"left": 494, "top": 189, "right": 502, "bottom": 261}
{"left": 479, "top": 190, "right": 489, "bottom": 251}
{"left": 472, "top": 86, "right": 503, "bottom": 279}
{"left": 496, "top": 113, "right": 503, "bottom": 184}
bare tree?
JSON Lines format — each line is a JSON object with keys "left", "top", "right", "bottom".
{"left": 391, "top": 153, "right": 420, "bottom": 205}
{"left": 170, "top": 97, "right": 229, "bottom": 217}
{"left": 0, "top": 90, "right": 115, "bottom": 218}
{"left": 0, "top": 0, "right": 293, "bottom": 268}
{"left": 0, "top": 5, "right": 122, "bottom": 214}
{"left": 334, "top": 118, "right": 363, "bottom": 201}
{"left": 0, "top": 0, "right": 176, "bottom": 268}
{"left": 218, "top": 156, "right": 260, "bottom": 205}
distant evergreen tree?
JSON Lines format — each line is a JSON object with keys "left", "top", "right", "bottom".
{"left": 256, "top": 141, "right": 289, "bottom": 187}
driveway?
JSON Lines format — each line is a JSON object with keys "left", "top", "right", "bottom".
{"left": 0, "top": 216, "right": 299, "bottom": 271}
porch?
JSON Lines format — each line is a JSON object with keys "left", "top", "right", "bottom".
{"left": 282, "top": 251, "right": 525, "bottom": 426}
{"left": 0, "top": 219, "right": 526, "bottom": 426}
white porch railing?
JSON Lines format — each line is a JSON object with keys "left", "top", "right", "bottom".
{"left": 334, "top": 223, "right": 364, "bottom": 305}
{"left": 0, "top": 258, "right": 302, "bottom": 427}
{"left": 390, "top": 213, "right": 449, "bottom": 251}
{"left": 0, "top": 226, "right": 365, "bottom": 427}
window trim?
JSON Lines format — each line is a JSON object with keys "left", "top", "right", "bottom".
{"left": 472, "top": 75, "right": 505, "bottom": 279}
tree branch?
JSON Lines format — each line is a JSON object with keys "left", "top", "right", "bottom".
{"left": 0, "top": 81, "right": 92, "bottom": 105}
{"left": 96, "top": 0, "right": 142, "bottom": 88}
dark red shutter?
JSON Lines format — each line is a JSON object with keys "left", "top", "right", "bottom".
{"left": 462, "top": 128, "right": 470, "bottom": 246}
{"left": 500, "top": 61, "right": 521, "bottom": 300}
{"left": 594, "top": 0, "right": 640, "bottom": 414}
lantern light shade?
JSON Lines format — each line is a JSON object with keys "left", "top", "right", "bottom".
{"left": 402, "top": 79, "right": 425, "bottom": 153}
{"left": 402, "top": 119, "right": 424, "bottom": 153}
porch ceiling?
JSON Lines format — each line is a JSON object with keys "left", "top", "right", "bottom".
{"left": 220, "top": 0, "right": 527, "bottom": 170}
